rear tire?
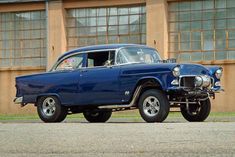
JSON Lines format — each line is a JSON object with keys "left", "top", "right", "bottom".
{"left": 180, "top": 99, "right": 211, "bottom": 122}
{"left": 138, "top": 89, "right": 170, "bottom": 123}
{"left": 37, "top": 96, "right": 67, "bottom": 123}
{"left": 83, "top": 110, "right": 112, "bottom": 123}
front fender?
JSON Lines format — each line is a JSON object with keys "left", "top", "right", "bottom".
{"left": 136, "top": 76, "right": 164, "bottom": 90}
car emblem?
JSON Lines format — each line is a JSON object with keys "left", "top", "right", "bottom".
{"left": 125, "top": 91, "right": 130, "bottom": 95}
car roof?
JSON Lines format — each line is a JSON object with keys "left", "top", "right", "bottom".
{"left": 58, "top": 44, "right": 154, "bottom": 61}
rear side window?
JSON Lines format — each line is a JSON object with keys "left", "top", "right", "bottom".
{"left": 86, "top": 51, "right": 115, "bottom": 67}
{"left": 55, "top": 54, "right": 83, "bottom": 71}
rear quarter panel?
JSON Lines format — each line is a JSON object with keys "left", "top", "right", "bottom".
{"left": 16, "top": 70, "right": 80, "bottom": 105}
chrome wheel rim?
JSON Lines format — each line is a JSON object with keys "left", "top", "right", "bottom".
{"left": 143, "top": 96, "right": 160, "bottom": 117}
{"left": 42, "top": 97, "right": 56, "bottom": 117}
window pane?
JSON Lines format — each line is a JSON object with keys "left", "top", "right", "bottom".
{"left": 179, "top": 2, "right": 190, "bottom": 11}
{"left": 97, "top": 17, "right": 106, "bottom": 26}
{"left": 179, "top": 12, "right": 190, "bottom": 21}
{"left": 179, "top": 53, "right": 190, "bottom": 62}
{"left": 118, "top": 8, "right": 128, "bottom": 15}
{"left": 215, "top": 51, "right": 227, "bottom": 60}
{"left": 204, "top": 51, "right": 214, "bottom": 60}
{"left": 119, "top": 16, "right": 128, "bottom": 25}
{"left": 227, "top": 8, "right": 235, "bottom": 18}
{"left": 227, "top": 0, "right": 235, "bottom": 8}
{"left": 228, "top": 19, "right": 235, "bottom": 29}
{"left": 191, "top": 11, "right": 202, "bottom": 21}
{"left": 228, "top": 31, "right": 235, "bottom": 39}
{"left": 228, "top": 39, "right": 235, "bottom": 48}
{"left": 192, "top": 41, "right": 201, "bottom": 50}
{"left": 215, "top": 19, "right": 226, "bottom": 29}
{"left": 203, "top": 31, "right": 214, "bottom": 50}
{"left": 215, "top": 0, "right": 226, "bottom": 8}
{"left": 191, "top": 52, "right": 202, "bottom": 61}
{"left": 203, "top": 0, "right": 214, "bottom": 9}
{"left": 180, "top": 32, "right": 190, "bottom": 42}
{"left": 191, "top": 32, "right": 201, "bottom": 41}
{"left": 203, "top": 20, "right": 214, "bottom": 30}
{"left": 215, "top": 9, "right": 226, "bottom": 19}
{"left": 180, "top": 42, "right": 190, "bottom": 51}
{"left": 179, "top": 22, "right": 190, "bottom": 31}
{"left": 191, "top": 1, "right": 202, "bottom": 10}
{"left": 215, "top": 30, "right": 226, "bottom": 50}
{"left": 130, "top": 7, "right": 140, "bottom": 14}
{"left": 228, "top": 51, "right": 235, "bottom": 59}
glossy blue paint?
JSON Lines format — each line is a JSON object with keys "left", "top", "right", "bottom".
{"left": 15, "top": 44, "right": 222, "bottom": 106}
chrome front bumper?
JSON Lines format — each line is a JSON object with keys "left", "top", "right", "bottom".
{"left": 14, "top": 97, "right": 23, "bottom": 104}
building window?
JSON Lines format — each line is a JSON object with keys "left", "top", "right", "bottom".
{"left": 0, "top": 11, "right": 46, "bottom": 68}
{"left": 168, "top": 0, "right": 235, "bottom": 62}
{"left": 66, "top": 5, "right": 146, "bottom": 49}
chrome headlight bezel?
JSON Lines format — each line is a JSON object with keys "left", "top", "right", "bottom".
{"left": 194, "top": 75, "right": 211, "bottom": 88}
{"left": 172, "top": 66, "right": 180, "bottom": 77}
{"left": 215, "top": 68, "right": 223, "bottom": 79}
{"left": 194, "top": 76, "right": 203, "bottom": 87}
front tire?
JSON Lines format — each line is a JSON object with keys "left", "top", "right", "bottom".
{"left": 180, "top": 99, "right": 211, "bottom": 122}
{"left": 83, "top": 110, "right": 112, "bottom": 123}
{"left": 138, "top": 89, "right": 170, "bottom": 123}
{"left": 37, "top": 96, "right": 67, "bottom": 123}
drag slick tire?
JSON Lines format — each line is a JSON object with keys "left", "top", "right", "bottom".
{"left": 37, "top": 96, "right": 67, "bottom": 123}
{"left": 138, "top": 89, "right": 170, "bottom": 123}
{"left": 83, "top": 110, "right": 112, "bottom": 123}
{"left": 180, "top": 98, "right": 211, "bottom": 122}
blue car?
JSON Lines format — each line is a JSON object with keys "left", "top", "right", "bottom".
{"left": 14, "top": 44, "right": 223, "bottom": 123}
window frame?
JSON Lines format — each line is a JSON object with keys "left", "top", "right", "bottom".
{"left": 52, "top": 53, "right": 85, "bottom": 71}
{"left": 115, "top": 46, "right": 161, "bottom": 65}
{"left": 84, "top": 50, "right": 116, "bottom": 68}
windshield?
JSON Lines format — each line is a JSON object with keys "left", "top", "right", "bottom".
{"left": 116, "top": 47, "right": 161, "bottom": 64}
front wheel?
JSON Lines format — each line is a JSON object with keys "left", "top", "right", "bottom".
{"left": 180, "top": 99, "right": 211, "bottom": 122}
{"left": 37, "top": 96, "right": 67, "bottom": 123}
{"left": 83, "top": 110, "right": 112, "bottom": 123}
{"left": 138, "top": 89, "right": 170, "bottom": 123}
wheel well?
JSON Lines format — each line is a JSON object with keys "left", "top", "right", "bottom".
{"left": 35, "top": 95, "right": 61, "bottom": 106}
{"left": 133, "top": 78, "right": 163, "bottom": 105}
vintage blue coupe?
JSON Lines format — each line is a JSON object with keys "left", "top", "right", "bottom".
{"left": 14, "top": 44, "right": 223, "bottom": 123}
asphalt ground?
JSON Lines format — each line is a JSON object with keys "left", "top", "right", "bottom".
{"left": 0, "top": 112, "right": 235, "bottom": 157}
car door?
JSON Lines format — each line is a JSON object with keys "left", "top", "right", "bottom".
{"left": 51, "top": 53, "right": 85, "bottom": 105}
{"left": 77, "top": 51, "right": 121, "bottom": 105}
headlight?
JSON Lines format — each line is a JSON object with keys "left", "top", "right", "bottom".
{"left": 215, "top": 68, "right": 223, "bottom": 79}
{"left": 194, "top": 75, "right": 211, "bottom": 88}
{"left": 172, "top": 66, "right": 180, "bottom": 77}
{"left": 195, "top": 76, "right": 203, "bottom": 87}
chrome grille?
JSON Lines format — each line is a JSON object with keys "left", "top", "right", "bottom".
{"left": 180, "top": 76, "right": 195, "bottom": 88}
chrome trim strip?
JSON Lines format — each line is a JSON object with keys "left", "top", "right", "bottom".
{"left": 98, "top": 85, "right": 142, "bottom": 109}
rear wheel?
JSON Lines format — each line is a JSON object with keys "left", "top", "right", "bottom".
{"left": 83, "top": 110, "right": 112, "bottom": 123}
{"left": 37, "top": 96, "right": 67, "bottom": 123}
{"left": 138, "top": 89, "right": 170, "bottom": 123}
{"left": 180, "top": 99, "right": 211, "bottom": 122}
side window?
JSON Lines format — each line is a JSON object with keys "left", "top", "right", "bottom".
{"left": 86, "top": 51, "right": 115, "bottom": 67}
{"left": 55, "top": 54, "right": 83, "bottom": 71}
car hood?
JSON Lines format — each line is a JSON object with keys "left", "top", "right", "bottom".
{"left": 179, "top": 63, "right": 210, "bottom": 76}
{"left": 120, "top": 63, "right": 211, "bottom": 76}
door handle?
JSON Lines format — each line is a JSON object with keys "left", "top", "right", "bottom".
{"left": 80, "top": 69, "right": 88, "bottom": 73}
